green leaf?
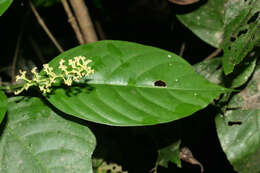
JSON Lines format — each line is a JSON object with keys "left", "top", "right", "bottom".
{"left": 0, "top": 0, "right": 13, "bottom": 16}
{"left": 0, "top": 90, "right": 7, "bottom": 124}
{"left": 193, "top": 58, "right": 223, "bottom": 85}
{"left": 0, "top": 97, "right": 96, "bottom": 173}
{"left": 228, "top": 61, "right": 260, "bottom": 109}
{"left": 177, "top": 0, "right": 227, "bottom": 48}
{"left": 216, "top": 61, "right": 260, "bottom": 172}
{"left": 216, "top": 110, "right": 260, "bottom": 173}
{"left": 156, "top": 140, "right": 181, "bottom": 168}
{"left": 224, "top": 54, "right": 257, "bottom": 88}
{"left": 194, "top": 50, "right": 258, "bottom": 88}
{"left": 221, "top": 0, "right": 260, "bottom": 75}
{"left": 43, "top": 40, "right": 226, "bottom": 126}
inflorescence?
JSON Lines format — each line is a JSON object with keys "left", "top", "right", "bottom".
{"left": 15, "top": 56, "right": 94, "bottom": 95}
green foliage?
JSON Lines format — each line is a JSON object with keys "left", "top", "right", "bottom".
{"left": 0, "top": 90, "right": 7, "bottom": 124}
{"left": 0, "top": 97, "right": 96, "bottom": 173}
{"left": 0, "top": 0, "right": 259, "bottom": 172}
{"left": 0, "top": 0, "right": 13, "bottom": 16}
{"left": 42, "top": 40, "right": 226, "bottom": 126}
{"left": 216, "top": 110, "right": 260, "bottom": 173}
{"left": 177, "top": 0, "right": 227, "bottom": 48}
{"left": 194, "top": 51, "right": 258, "bottom": 89}
{"left": 216, "top": 62, "right": 260, "bottom": 172}
{"left": 156, "top": 140, "right": 181, "bottom": 168}
{"left": 221, "top": 0, "right": 260, "bottom": 75}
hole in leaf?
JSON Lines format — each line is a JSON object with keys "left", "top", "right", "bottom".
{"left": 237, "top": 29, "right": 248, "bottom": 37}
{"left": 228, "top": 121, "right": 242, "bottom": 126}
{"left": 247, "top": 11, "right": 259, "bottom": 24}
{"left": 154, "top": 80, "right": 166, "bottom": 87}
{"left": 230, "top": 36, "right": 236, "bottom": 42}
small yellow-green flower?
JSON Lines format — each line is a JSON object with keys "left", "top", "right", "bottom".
{"left": 14, "top": 56, "right": 94, "bottom": 95}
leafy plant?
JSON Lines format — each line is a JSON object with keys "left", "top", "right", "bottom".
{"left": 0, "top": 0, "right": 259, "bottom": 172}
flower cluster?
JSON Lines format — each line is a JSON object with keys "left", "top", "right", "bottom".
{"left": 14, "top": 56, "right": 94, "bottom": 95}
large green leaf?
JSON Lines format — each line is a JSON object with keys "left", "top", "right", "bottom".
{"left": 0, "top": 90, "right": 7, "bottom": 124}
{"left": 216, "top": 110, "right": 260, "bottom": 173}
{"left": 216, "top": 62, "right": 260, "bottom": 172}
{"left": 43, "top": 40, "right": 226, "bottom": 126}
{"left": 0, "top": 97, "right": 96, "bottom": 173}
{"left": 0, "top": 0, "right": 13, "bottom": 16}
{"left": 177, "top": 0, "right": 227, "bottom": 48}
{"left": 221, "top": 0, "right": 260, "bottom": 75}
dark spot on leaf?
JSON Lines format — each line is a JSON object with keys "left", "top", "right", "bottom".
{"left": 228, "top": 46, "right": 231, "bottom": 50}
{"left": 228, "top": 121, "right": 242, "bottom": 126}
{"left": 237, "top": 29, "right": 248, "bottom": 37}
{"left": 154, "top": 80, "right": 166, "bottom": 87}
{"left": 230, "top": 36, "right": 236, "bottom": 42}
{"left": 247, "top": 11, "right": 259, "bottom": 24}
{"left": 112, "top": 166, "right": 116, "bottom": 170}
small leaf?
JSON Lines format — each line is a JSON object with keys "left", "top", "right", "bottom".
{"left": 224, "top": 54, "right": 257, "bottom": 88}
{"left": 0, "top": 90, "right": 7, "bottom": 124}
{"left": 216, "top": 110, "right": 260, "bottom": 173}
{"left": 0, "top": 0, "right": 13, "bottom": 16}
{"left": 157, "top": 140, "right": 181, "bottom": 168}
{"left": 177, "top": 0, "right": 227, "bottom": 48}
{"left": 43, "top": 40, "right": 226, "bottom": 126}
{"left": 194, "top": 51, "right": 258, "bottom": 88}
{"left": 229, "top": 61, "right": 260, "bottom": 109}
{"left": 221, "top": 0, "right": 260, "bottom": 75}
{"left": 0, "top": 97, "right": 96, "bottom": 173}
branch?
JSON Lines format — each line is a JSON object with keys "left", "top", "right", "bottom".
{"left": 95, "top": 20, "right": 106, "bottom": 40}
{"left": 69, "top": 0, "right": 98, "bottom": 43}
{"left": 179, "top": 42, "right": 186, "bottom": 57}
{"left": 29, "top": 0, "right": 64, "bottom": 53}
{"left": 61, "top": 0, "right": 84, "bottom": 45}
{"left": 205, "top": 48, "right": 222, "bottom": 60}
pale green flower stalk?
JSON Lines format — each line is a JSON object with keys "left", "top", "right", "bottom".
{"left": 14, "top": 56, "right": 94, "bottom": 95}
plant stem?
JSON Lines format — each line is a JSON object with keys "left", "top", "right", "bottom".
{"left": 29, "top": 0, "right": 64, "bottom": 53}
{"left": 69, "top": 0, "right": 98, "bottom": 43}
{"left": 61, "top": 0, "right": 85, "bottom": 45}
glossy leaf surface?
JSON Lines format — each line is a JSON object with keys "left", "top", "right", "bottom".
{"left": 0, "top": 97, "right": 96, "bottom": 173}
{"left": 216, "top": 110, "right": 260, "bottom": 173}
{"left": 177, "top": 0, "right": 226, "bottom": 48}
{"left": 44, "top": 40, "right": 226, "bottom": 126}
{"left": 0, "top": 90, "right": 7, "bottom": 124}
{"left": 0, "top": 0, "right": 12, "bottom": 16}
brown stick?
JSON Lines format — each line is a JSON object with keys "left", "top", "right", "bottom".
{"left": 29, "top": 0, "right": 64, "bottom": 53}
{"left": 11, "top": 30, "right": 23, "bottom": 83}
{"left": 205, "top": 48, "right": 222, "bottom": 60}
{"left": 179, "top": 42, "right": 186, "bottom": 57}
{"left": 95, "top": 20, "right": 106, "bottom": 40}
{"left": 69, "top": 0, "right": 98, "bottom": 43}
{"left": 61, "top": 0, "right": 84, "bottom": 44}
